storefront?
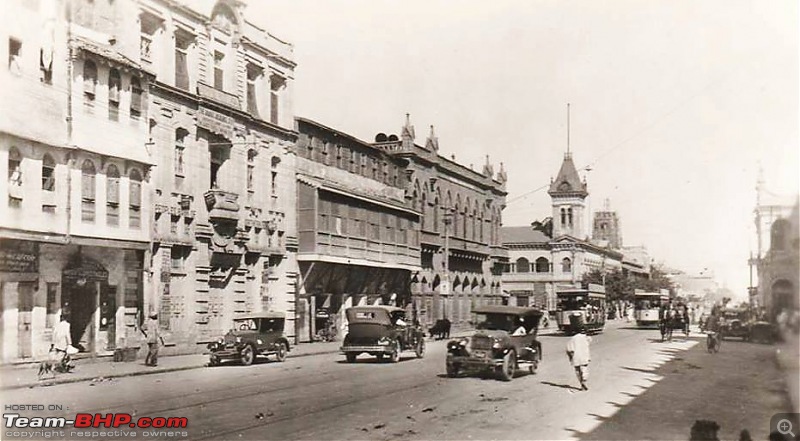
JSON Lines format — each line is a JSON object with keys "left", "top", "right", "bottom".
{"left": 296, "top": 261, "right": 412, "bottom": 343}
{"left": 0, "top": 239, "right": 145, "bottom": 362}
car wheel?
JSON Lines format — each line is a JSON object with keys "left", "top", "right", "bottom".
{"left": 415, "top": 338, "right": 426, "bottom": 359}
{"left": 389, "top": 340, "right": 400, "bottom": 363}
{"left": 498, "top": 350, "right": 516, "bottom": 381}
{"left": 275, "top": 343, "right": 287, "bottom": 362}
{"left": 446, "top": 362, "right": 460, "bottom": 378}
{"left": 346, "top": 353, "right": 357, "bottom": 363}
{"left": 209, "top": 355, "right": 220, "bottom": 367}
{"left": 240, "top": 345, "right": 255, "bottom": 366}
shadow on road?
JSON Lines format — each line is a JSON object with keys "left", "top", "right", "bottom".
{"left": 541, "top": 380, "right": 582, "bottom": 391}
{"left": 573, "top": 337, "right": 791, "bottom": 441}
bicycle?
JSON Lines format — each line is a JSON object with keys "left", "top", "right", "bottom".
{"left": 706, "top": 332, "right": 721, "bottom": 353}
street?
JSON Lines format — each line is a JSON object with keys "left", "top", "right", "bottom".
{"left": 2, "top": 321, "right": 793, "bottom": 441}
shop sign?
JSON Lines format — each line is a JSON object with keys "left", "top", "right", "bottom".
{"left": 63, "top": 258, "right": 108, "bottom": 283}
{"left": 197, "top": 106, "right": 234, "bottom": 139}
{"left": 0, "top": 239, "right": 38, "bottom": 273}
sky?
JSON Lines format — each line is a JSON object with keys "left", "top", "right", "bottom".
{"left": 249, "top": 0, "right": 799, "bottom": 298}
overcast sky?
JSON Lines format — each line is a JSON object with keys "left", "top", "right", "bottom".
{"left": 251, "top": 0, "right": 798, "bottom": 297}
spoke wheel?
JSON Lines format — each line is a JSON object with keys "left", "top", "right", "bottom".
{"left": 498, "top": 350, "right": 516, "bottom": 381}
{"left": 389, "top": 341, "right": 400, "bottom": 363}
{"left": 240, "top": 345, "right": 254, "bottom": 366}
{"left": 209, "top": 355, "right": 220, "bottom": 367}
{"left": 415, "top": 338, "right": 426, "bottom": 358}
{"left": 275, "top": 343, "right": 287, "bottom": 362}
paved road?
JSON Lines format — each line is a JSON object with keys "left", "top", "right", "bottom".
{"left": 3, "top": 321, "right": 784, "bottom": 441}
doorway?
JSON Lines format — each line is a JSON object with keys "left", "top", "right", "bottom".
{"left": 17, "top": 282, "right": 35, "bottom": 359}
{"left": 62, "top": 254, "right": 110, "bottom": 354}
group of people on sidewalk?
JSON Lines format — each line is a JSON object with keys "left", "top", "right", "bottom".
{"left": 43, "top": 311, "right": 165, "bottom": 376}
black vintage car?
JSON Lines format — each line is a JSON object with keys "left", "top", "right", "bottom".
{"left": 446, "top": 306, "right": 544, "bottom": 381}
{"left": 719, "top": 308, "right": 752, "bottom": 341}
{"left": 340, "top": 306, "right": 426, "bottom": 363}
{"left": 207, "top": 312, "right": 291, "bottom": 366}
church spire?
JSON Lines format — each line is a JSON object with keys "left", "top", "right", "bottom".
{"left": 425, "top": 124, "right": 439, "bottom": 151}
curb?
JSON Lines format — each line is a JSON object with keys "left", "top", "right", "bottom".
{"left": 1, "top": 347, "right": 343, "bottom": 391}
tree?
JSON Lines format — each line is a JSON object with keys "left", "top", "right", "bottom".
{"left": 582, "top": 265, "right": 676, "bottom": 302}
{"left": 531, "top": 217, "right": 553, "bottom": 238}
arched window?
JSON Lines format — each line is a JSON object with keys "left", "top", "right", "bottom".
{"left": 771, "top": 219, "right": 790, "bottom": 251}
{"left": 42, "top": 154, "right": 55, "bottom": 191}
{"left": 433, "top": 197, "right": 439, "bottom": 232}
{"left": 130, "top": 76, "right": 143, "bottom": 119}
{"left": 561, "top": 257, "right": 572, "bottom": 273}
{"left": 535, "top": 257, "right": 550, "bottom": 273}
{"left": 106, "top": 164, "right": 120, "bottom": 226}
{"left": 108, "top": 68, "right": 121, "bottom": 120}
{"left": 567, "top": 208, "right": 574, "bottom": 226}
{"left": 516, "top": 257, "right": 531, "bottom": 273}
{"left": 83, "top": 60, "right": 97, "bottom": 102}
{"left": 129, "top": 169, "right": 142, "bottom": 229}
{"left": 8, "top": 147, "right": 22, "bottom": 186}
{"left": 560, "top": 207, "right": 566, "bottom": 226}
{"left": 81, "top": 159, "right": 96, "bottom": 222}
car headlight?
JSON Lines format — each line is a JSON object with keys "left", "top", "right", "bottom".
{"left": 378, "top": 337, "right": 391, "bottom": 345}
{"left": 459, "top": 339, "right": 468, "bottom": 346}
{"left": 235, "top": 336, "right": 242, "bottom": 343}
{"left": 217, "top": 338, "right": 224, "bottom": 344}
{"left": 492, "top": 339, "right": 501, "bottom": 349}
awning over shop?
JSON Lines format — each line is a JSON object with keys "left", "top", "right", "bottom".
{"left": 300, "top": 261, "right": 411, "bottom": 297}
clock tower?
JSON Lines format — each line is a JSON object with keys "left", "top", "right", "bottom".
{"left": 548, "top": 152, "right": 588, "bottom": 238}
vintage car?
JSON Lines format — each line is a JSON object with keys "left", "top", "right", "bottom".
{"left": 446, "top": 305, "right": 544, "bottom": 381}
{"left": 340, "top": 306, "right": 426, "bottom": 363}
{"left": 207, "top": 312, "right": 291, "bottom": 366}
{"left": 719, "top": 308, "right": 752, "bottom": 341}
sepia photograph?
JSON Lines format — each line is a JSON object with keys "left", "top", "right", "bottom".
{"left": 0, "top": 0, "right": 798, "bottom": 440}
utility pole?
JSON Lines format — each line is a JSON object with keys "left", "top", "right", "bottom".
{"left": 442, "top": 209, "right": 453, "bottom": 321}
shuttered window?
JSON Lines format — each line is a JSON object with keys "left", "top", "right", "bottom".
{"left": 81, "top": 159, "right": 96, "bottom": 222}
{"left": 129, "top": 169, "right": 142, "bottom": 229}
{"left": 106, "top": 164, "right": 120, "bottom": 226}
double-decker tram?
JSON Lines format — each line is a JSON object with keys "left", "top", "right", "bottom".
{"left": 633, "top": 291, "right": 669, "bottom": 328}
{"left": 555, "top": 284, "right": 606, "bottom": 335}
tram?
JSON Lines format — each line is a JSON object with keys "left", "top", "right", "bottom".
{"left": 633, "top": 291, "right": 669, "bottom": 328}
{"left": 555, "top": 284, "right": 606, "bottom": 335}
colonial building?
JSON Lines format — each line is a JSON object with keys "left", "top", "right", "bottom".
{"left": 751, "top": 175, "right": 799, "bottom": 318}
{"left": 138, "top": 0, "right": 299, "bottom": 350}
{"left": 294, "top": 118, "right": 420, "bottom": 342}
{"left": 1, "top": 0, "right": 153, "bottom": 361}
{"left": 501, "top": 153, "right": 622, "bottom": 311}
{"left": 373, "top": 117, "right": 509, "bottom": 331}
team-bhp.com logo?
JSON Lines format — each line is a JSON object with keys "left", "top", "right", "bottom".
{"left": 4, "top": 413, "right": 188, "bottom": 429}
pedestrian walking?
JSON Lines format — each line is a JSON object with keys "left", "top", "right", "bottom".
{"left": 51, "top": 310, "right": 76, "bottom": 371}
{"left": 141, "top": 313, "right": 164, "bottom": 367}
{"left": 566, "top": 325, "right": 592, "bottom": 391}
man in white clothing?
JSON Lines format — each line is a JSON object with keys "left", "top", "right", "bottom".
{"left": 566, "top": 326, "right": 592, "bottom": 390}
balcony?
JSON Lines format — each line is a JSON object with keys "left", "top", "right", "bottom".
{"left": 204, "top": 189, "right": 240, "bottom": 222}
{"left": 197, "top": 82, "right": 241, "bottom": 109}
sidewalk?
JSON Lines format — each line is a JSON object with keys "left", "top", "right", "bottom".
{"left": 775, "top": 329, "right": 800, "bottom": 414}
{"left": 0, "top": 339, "right": 344, "bottom": 391}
